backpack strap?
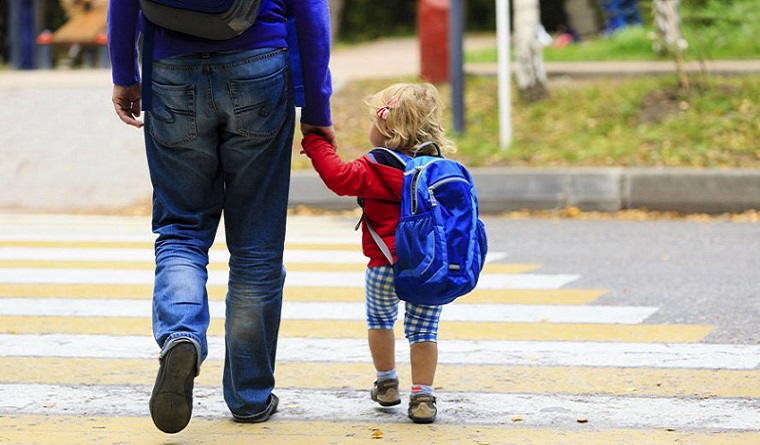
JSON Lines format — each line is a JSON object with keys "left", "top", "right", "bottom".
{"left": 364, "top": 215, "right": 394, "bottom": 265}
{"left": 411, "top": 141, "right": 442, "bottom": 158}
{"left": 367, "top": 147, "right": 408, "bottom": 170}
{"left": 356, "top": 147, "right": 408, "bottom": 265}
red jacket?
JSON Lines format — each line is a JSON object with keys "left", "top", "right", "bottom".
{"left": 301, "top": 134, "right": 403, "bottom": 267}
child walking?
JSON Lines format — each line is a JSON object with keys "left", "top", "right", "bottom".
{"left": 300, "top": 83, "right": 455, "bottom": 423}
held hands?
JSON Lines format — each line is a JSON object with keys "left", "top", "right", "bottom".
{"left": 301, "top": 123, "right": 337, "bottom": 148}
{"left": 112, "top": 84, "right": 144, "bottom": 128}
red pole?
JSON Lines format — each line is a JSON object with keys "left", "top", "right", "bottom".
{"left": 418, "top": 0, "right": 450, "bottom": 83}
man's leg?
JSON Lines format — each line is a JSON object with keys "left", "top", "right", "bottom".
{"left": 145, "top": 53, "right": 223, "bottom": 433}
{"left": 210, "top": 48, "right": 294, "bottom": 421}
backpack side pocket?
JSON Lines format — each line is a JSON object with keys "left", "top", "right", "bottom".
{"left": 476, "top": 218, "right": 488, "bottom": 269}
{"left": 393, "top": 210, "right": 448, "bottom": 303}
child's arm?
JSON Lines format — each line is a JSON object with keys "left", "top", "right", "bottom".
{"left": 301, "top": 134, "right": 370, "bottom": 197}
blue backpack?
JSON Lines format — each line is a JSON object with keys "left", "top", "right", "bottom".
{"left": 364, "top": 143, "right": 488, "bottom": 305}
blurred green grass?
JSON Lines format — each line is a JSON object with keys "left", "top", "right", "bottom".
{"left": 293, "top": 74, "right": 760, "bottom": 169}
{"left": 466, "top": 0, "right": 760, "bottom": 63}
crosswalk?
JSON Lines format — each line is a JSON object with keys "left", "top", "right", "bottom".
{"left": 0, "top": 213, "right": 759, "bottom": 444}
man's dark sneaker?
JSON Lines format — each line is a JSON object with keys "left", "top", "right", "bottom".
{"left": 232, "top": 394, "right": 279, "bottom": 423}
{"left": 370, "top": 379, "right": 401, "bottom": 407}
{"left": 149, "top": 341, "right": 197, "bottom": 434}
{"left": 408, "top": 393, "right": 437, "bottom": 424}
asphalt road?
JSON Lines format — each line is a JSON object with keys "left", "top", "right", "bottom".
{"left": 481, "top": 215, "right": 760, "bottom": 345}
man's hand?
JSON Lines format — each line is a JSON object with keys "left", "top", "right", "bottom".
{"left": 112, "top": 84, "right": 144, "bottom": 128}
{"left": 301, "top": 123, "right": 336, "bottom": 148}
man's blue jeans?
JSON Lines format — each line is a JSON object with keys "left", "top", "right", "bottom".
{"left": 144, "top": 47, "right": 294, "bottom": 420}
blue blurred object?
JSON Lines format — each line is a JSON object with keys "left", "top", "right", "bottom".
{"left": 8, "top": 0, "right": 38, "bottom": 69}
{"left": 599, "top": 0, "right": 641, "bottom": 35}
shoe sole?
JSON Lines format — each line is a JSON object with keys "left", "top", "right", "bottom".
{"left": 149, "top": 343, "right": 196, "bottom": 434}
{"left": 409, "top": 411, "right": 437, "bottom": 424}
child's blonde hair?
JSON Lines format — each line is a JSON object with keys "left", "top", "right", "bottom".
{"left": 366, "top": 83, "right": 456, "bottom": 156}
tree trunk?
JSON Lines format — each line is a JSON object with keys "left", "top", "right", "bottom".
{"left": 653, "top": 0, "right": 689, "bottom": 91}
{"left": 513, "top": 0, "right": 548, "bottom": 102}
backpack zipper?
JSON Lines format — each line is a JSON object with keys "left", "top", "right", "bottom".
{"left": 411, "top": 166, "right": 424, "bottom": 214}
{"left": 409, "top": 159, "right": 449, "bottom": 214}
{"left": 427, "top": 177, "right": 470, "bottom": 207}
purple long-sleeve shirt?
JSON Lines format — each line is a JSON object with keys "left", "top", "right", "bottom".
{"left": 107, "top": 0, "right": 332, "bottom": 126}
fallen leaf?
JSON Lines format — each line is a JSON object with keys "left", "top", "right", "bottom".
{"left": 511, "top": 416, "right": 523, "bottom": 422}
{"left": 371, "top": 428, "right": 383, "bottom": 439}
{"left": 577, "top": 418, "right": 588, "bottom": 424}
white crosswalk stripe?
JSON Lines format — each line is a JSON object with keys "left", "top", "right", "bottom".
{"left": 0, "top": 298, "right": 659, "bottom": 324}
{"left": 2, "top": 333, "right": 759, "bottom": 369}
{"left": 3, "top": 384, "right": 759, "bottom": 431}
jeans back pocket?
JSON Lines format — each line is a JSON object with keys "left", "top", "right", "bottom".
{"left": 148, "top": 82, "right": 197, "bottom": 148}
{"left": 228, "top": 66, "right": 288, "bottom": 139}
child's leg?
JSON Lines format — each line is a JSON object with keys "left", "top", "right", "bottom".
{"left": 365, "top": 266, "right": 402, "bottom": 406}
{"left": 410, "top": 341, "right": 438, "bottom": 386}
{"left": 404, "top": 302, "right": 443, "bottom": 423}
{"left": 365, "top": 266, "right": 399, "bottom": 371}
{"left": 369, "top": 328, "right": 396, "bottom": 372}
{"left": 404, "top": 303, "right": 443, "bottom": 390}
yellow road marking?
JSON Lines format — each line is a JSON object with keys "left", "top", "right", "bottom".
{"left": 0, "top": 316, "right": 713, "bottom": 342}
{"left": 1, "top": 358, "right": 758, "bottom": 398}
{"left": 0, "top": 284, "right": 607, "bottom": 304}
{"left": 4, "top": 415, "right": 758, "bottom": 445}
{"left": 0, "top": 240, "right": 357, "bottom": 251}
{"left": 0, "top": 260, "right": 541, "bottom": 274}
{"left": 0, "top": 240, "right": 157, "bottom": 249}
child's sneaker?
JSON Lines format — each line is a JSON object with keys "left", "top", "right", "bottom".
{"left": 370, "top": 379, "right": 401, "bottom": 406}
{"left": 408, "top": 393, "right": 437, "bottom": 423}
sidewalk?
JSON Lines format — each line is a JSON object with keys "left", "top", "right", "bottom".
{"left": 0, "top": 36, "right": 758, "bottom": 215}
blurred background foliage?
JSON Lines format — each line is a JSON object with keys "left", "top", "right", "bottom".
{"left": 2, "top": 0, "right": 757, "bottom": 62}
{"left": 338, "top": 0, "right": 496, "bottom": 42}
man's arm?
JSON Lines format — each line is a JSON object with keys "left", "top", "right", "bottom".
{"left": 291, "top": 0, "right": 333, "bottom": 132}
{"left": 108, "top": 0, "right": 143, "bottom": 127}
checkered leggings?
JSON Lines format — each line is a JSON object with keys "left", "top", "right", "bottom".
{"left": 365, "top": 266, "right": 443, "bottom": 344}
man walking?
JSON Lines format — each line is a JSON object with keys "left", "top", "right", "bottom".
{"left": 108, "top": 0, "right": 334, "bottom": 434}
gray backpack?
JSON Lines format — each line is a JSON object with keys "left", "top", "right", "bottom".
{"left": 140, "top": 0, "right": 263, "bottom": 40}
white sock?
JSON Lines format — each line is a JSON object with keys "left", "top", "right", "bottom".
{"left": 376, "top": 369, "right": 397, "bottom": 381}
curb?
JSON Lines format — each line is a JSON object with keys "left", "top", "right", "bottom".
{"left": 467, "top": 60, "right": 760, "bottom": 78}
{"left": 290, "top": 168, "right": 760, "bottom": 214}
